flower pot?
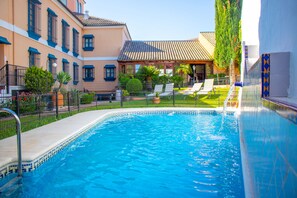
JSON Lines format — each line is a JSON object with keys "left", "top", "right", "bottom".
{"left": 152, "top": 97, "right": 160, "bottom": 104}
{"left": 52, "top": 92, "right": 64, "bottom": 107}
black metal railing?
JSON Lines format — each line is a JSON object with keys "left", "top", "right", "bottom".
{"left": 0, "top": 62, "right": 27, "bottom": 94}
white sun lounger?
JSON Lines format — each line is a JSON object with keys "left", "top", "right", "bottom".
{"left": 159, "top": 83, "right": 174, "bottom": 97}
{"left": 183, "top": 83, "right": 203, "bottom": 98}
{"left": 197, "top": 79, "right": 215, "bottom": 97}
{"left": 147, "top": 84, "right": 163, "bottom": 97}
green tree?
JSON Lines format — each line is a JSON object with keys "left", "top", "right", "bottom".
{"left": 24, "top": 66, "right": 55, "bottom": 94}
{"left": 175, "top": 64, "right": 192, "bottom": 86}
{"left": 214, "top": 0, "right": 242, "bottom": 81}
{"left": 56, "top": 71, "right": 72, "bottom": 91}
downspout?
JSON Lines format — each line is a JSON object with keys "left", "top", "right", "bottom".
{"left": 12, "top": 0, "right": 15, "bottom": 65}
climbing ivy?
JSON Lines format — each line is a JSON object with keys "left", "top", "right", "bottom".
{"left": 214, "top": 0, "right": 242, "bottom": 69}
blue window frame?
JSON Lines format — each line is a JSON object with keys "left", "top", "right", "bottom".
{"left": 104, "top": 65, "right": 116, "bottom": 81}
{"left": 83, "top": 65, "right": 95, "bottom": 82}
{"left": 83, "top": 35, "right": 94, "bottom": 51}
{"left": 28, "top": 47, "right": 40, "bottom": 67}
{"left": 28, "top": 0, "right": 41, "bottom": 40}
{"left": 62, "top": 58, "right": 69, "bottom": 74}
{"left": 72, "top": 28, "right": 79, "bottom": 57}
{"left": 48, "top": 54, "right": 57, "bottom": 79}
{"left": 73, "top": 62, "right": 79, "bottom": 85}
{"left": 47, "top": 8, "right": 58, "bottom": 47}
{"left": 62, "top": 20, "right": 70, "bottom": 53}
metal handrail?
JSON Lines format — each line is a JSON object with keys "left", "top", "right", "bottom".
{"left": 0, "top": 108, "right": 22, "bottom": 177}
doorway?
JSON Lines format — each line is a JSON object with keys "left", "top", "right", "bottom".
{"left": 192, "top": 64, "right": 205, "bottom": 82}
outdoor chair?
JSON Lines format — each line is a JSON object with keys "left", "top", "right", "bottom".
{"left": 183, "top": 83, "right": 203, "bottom": 99}
{"left": 197, "top": 79, "right": 215, "bottom": 98}
{"left": 159, "top": 83, "right": 174, "bottom": 97}
{"left": 147, "top": 84, "right": 163, "bottom": 97}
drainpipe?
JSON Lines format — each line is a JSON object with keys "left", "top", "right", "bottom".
{"left": 12, "top": 0, "right": 15, "bottom": 65}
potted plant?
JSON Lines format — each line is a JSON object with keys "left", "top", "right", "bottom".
{"left": 152, "top": 92, "right": 161, "bottom": 104}
{"left": 122, "top": 89, "right": 131, "bottom": 101}
{"left": 53, "top": 71, "right": 72, "bottom": 107}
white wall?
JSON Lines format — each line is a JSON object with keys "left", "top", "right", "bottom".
{"left": 259, "top": 0, "right": 297, "bottom": 98}
{"left": 241, "top": 0, "right": 261, "bottom": 46}
{"left": 241, "top": 0, "right": 261, "bottom": 81}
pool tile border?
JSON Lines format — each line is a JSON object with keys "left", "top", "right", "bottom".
{"left": 0, "top": 108, "right": 233, "bottom": 179}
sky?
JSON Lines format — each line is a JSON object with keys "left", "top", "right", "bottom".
{"left": 85, "top": 0, "right": 215, "bottom": 41}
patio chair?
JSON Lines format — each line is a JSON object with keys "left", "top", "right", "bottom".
{"left": 197, "top": 79, "right": 215, "bottom": 98}
{"left": 147, "top": 84, "right": 163, "bottom": 97}
{"left": 159, "top": 83, "right": 174, "bottom": 97}
{"left": 183, "top": 83, "right": 203, "bottom": 99}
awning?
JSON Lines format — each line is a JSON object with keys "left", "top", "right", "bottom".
{"left": 83, "top": 34, "right": 94, "bottom": 38}
{"left": 47, "top": 8, "right": 57, "bottom": 17}
{"left": 62, "top": 58, "right": 69, "bottom": 63}
{"left": 83, "top": 65, "right": 94, "bottom": 69}
{"left": 104, "top": 65, "right": 116, "bottom": 69}
{"left": 0, "top": 36, "right": 11, "bottom": 45}
{"left": 73, "top": 62, "right": 79, "bottom": 66}
{"left": 28, "top": 47, "right": 40, "bottom": 54}
{"left": 48, "top": 54, "right": 57, "bottom": 59}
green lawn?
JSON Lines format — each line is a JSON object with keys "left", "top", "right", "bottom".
{"left": 0, "top": 87, "right": 237, "bottom": 140}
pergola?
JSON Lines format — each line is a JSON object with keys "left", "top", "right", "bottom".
{"left": 118, "top": 39, "right": 214, "bottom": 82}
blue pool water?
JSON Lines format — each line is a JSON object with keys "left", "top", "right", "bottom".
{"left": 3, "top": 112, "right": 244, "bottom": 197}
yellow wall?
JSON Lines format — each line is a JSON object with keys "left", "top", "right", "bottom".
{"left": 0, "top": 0, "right": 130, "bottom": 92}
{"left": 82, "top": 60, "right": 119, "bottom": 92}
{"left": 82, "top": 28, "right": 123, "bottom": 57}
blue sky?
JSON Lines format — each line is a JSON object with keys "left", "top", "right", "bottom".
{"left": 85, "top": 0, "right": 215, "bottom": 40}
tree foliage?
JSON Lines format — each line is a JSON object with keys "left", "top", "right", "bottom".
{"left": 126, "top": 78, "right": 143, "bottom": 93}
{"left": 214, "top": 0, "right": 242, "bottom": 68}
{"left": 56, "top": 71, "right": 72, "bottom": 91}
{"left": 24, "top": 66, "right": 55, "bottom": 94}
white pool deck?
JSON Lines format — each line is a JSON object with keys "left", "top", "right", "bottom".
{"left": 0, "top": 107, "right": 234, "bottom": 175}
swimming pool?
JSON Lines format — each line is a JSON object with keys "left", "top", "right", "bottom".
{"left": 2, "top": 111, "right": 244, "bottom": 197}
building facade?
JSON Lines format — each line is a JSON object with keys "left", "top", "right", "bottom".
{"left": 0, "top": 0, "right": 131, "bottom": 94}
{"left": 118, "top": 32, "right": 217, "bottom": 83}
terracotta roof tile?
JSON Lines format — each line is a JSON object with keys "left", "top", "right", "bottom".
{"left": 74, "top": 13, "right": 125, "bottom": 26}
{"left": 200, "top": 32, "right": 215, "bottom": 46}
{"left": 118, "top": 40, "right": 213, "bottom": 61}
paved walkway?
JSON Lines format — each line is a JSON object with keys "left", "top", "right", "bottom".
{"left": 1, "top": 107, "right": 220, "bottom": 170}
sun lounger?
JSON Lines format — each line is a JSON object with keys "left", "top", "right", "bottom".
{"left": 147, "top": 84, "right": 163, "bottom": 97}
{"left": 183, "top": 83, "right": 203, "bottom": 99}
{"left": 159, "top": 83, "right": 174, "bottom": 97}
{"left": 197, "top": 79, "right": 215, "bottom": 97}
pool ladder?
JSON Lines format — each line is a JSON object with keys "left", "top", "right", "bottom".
{"left": 0, "top": 108, "right": 22, "bottom": 177}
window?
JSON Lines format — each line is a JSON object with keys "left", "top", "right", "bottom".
{"left": 47, "top": 8, "right": 58, "bottom": 47}
{"left": 62, "top": 58, "right": 69, "bottom": 74}
{"left": 83, "top": 35, "right": 94, "bottom": 51}
{"left": 104, "top": 65, "right": 116, "bottom": 81}
{"left": 28, "top": 47, "right": 40, "bottom": 67}
{"left": 73, "top": 62, "right": 79, "bottom": 85}
{"left": 72, "top": 28, "right": 79, "bottom": 57}
{"left": 61, "top": 0, "right": 67, "bottom": 5}
{"left": 48, "top": 54, "right": 57, "bottom": 79}
{"left": 28, "top": 0, "right": 41, "bottom": 40}
{"left": 76, "top": 0, "right": 82, "bottom": 13}
{"left": 62, "top": 20, "right": 70, "bottom": 53}
{"left": 83, "top": 65, "right": 94, "bottom": 81}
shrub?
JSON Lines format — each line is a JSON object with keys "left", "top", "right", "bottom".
{"left": 80, "top": 92, "right": 95, "bottom": 104}
{"left": 24, "top": 66, "right": 55, "bottom": 94}
{"left": 122, "top": 90, "right": 130, "bottom": 97}
{"left": 171, "top": 75, "right": 183, "bottom": 88}
{"left": 126, "top": 78, "right": 143, "bottom": 94}
{"left": 119, "top": 73, "right": 132, "bottom": 89}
